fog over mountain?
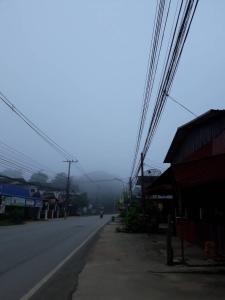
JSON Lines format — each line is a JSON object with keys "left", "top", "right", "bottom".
{"left": 0, "top": 167, "right": 124, "bottom": 211}
{"left": 77, "top": 171, "right": 124, "bottom": 205}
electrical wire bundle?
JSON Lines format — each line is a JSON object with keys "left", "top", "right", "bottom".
{"left": 0, "top": 91, "right": 94, "bottom": 182}
{"left": 131, "top": 0, "right": 172, "bottom": 178}
{"left": 0, "top": 91, "right": 74, "bottom": 160}
{"left": 0, "top": 138, "right": 54, "bottom": 176}
{"left": 131, "top": 0, "right": 199, "bottom": 186}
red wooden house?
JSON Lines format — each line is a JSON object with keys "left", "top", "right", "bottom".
{"left": 148, "top": 109, "right": 225, "bottom": 255}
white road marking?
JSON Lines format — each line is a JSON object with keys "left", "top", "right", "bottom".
{"left": 20, "top": 222, "right": 107, "bottom": 300}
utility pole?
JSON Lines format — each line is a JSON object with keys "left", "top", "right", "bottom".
{"left": 63, "top": 159, "right": 78, "bottom": 217}
{"left": 141, "top": 152, "right": 145, "bottom": 212}
{"left": 129, "top": 177, "right": 132, "bottom": 203}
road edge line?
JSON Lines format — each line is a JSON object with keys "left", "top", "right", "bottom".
{"left": 20, "top": 221, "right": 107, "bottom": 300}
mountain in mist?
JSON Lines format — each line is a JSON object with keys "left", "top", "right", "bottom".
{"left": 76, "top": 171, "right": 124, "bottom": 210}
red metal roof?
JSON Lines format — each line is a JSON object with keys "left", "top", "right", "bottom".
{"left": 164, "top": 109, "right": 225, "bottom": 163}
{"left": 148, "top": 153, "right": 225, "bottom": 192}
{"left": 173, "top": 153, "right": 225, "bottom": 188}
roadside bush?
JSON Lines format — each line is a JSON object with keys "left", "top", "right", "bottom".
{"left": 122, "top": 204, "right": 146, "bottom": 233}
{"left": 118, "top": 201, "right": 160, "bottom": 233}
{"left": 119, "top": 209, "right": 126, "bottom": 219}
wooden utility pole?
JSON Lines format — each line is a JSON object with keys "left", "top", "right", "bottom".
{"left": 141, "top": 152, "right": 145, "bottom": 211}
{"left": 63, "top": 160, "right": 78, "bottom": 215}
{"left": 129, "top": 177, "right": 132, "bottom": 203}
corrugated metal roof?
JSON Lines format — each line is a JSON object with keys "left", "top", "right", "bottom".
{"left": 149, "top": 153, "right": 225, "bottom": 192}
{"left": 172, "top": 153, "right": 225, "bottom": 188}
{"left": 164, "top": 109, "right": 225, "bottom": 163}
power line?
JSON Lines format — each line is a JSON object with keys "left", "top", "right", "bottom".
{"left": 131, "top": 3, "right": 181, "bottom": 183}
{"left": 76, "top": 163, "right": 96, "bottom": 184}
{"left": 132, "top": 0, "right": 199, "bottom": 186}
{"left": 166, "top": 93, "right": 197, "bottom": 117}
{"left": 0, "top": 91, "right": 75, "bottom": 160}
{"left": 0, "top": 139, "right": 55, "bottom": 175}
{"left": 131, "top": 0, "right": 171, "bottom": 178}
{"left": 0, "top": 158, "right": 34, "bottom": 175}
{"left": 0, "top": 154, "right": 35, "bottom": 172}
{"left": 143, "top": 0, "right": 198, "bottom": 153}
{"left": 0, "top": 91, "right": 96, "bottom": 181}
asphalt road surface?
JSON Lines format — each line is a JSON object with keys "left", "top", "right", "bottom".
{"left": 0, "top": 215, "right": 111, "bottom": 300}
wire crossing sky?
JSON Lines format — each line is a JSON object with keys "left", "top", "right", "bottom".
{"left": 0, "top": 91, "right": 75, "bottom": 160}
{"left": 131, "top": 0, "right": 199, "bottom": 184}
{"left": 0, "top": 91, "right": 95, "bottom": 182}
{"left": 0, "top": 0, "right": 224, "bottom": 178}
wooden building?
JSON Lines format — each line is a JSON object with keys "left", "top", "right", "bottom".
{"left": 147, "top": 109, "right": 225, "bottom": 255}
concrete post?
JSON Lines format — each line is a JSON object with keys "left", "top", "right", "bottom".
{"left": 36, "top": 208, "right": 41, "bottom": 220}
{"left": 166, "top": 214, "right": 174, "bottom": 265}
{"left": 44, "top": 209, "right": 48, "bottom": 220}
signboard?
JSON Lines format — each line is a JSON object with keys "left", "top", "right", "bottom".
{"left": 3, "top": 197, "right": 42, "bottom": 208}
{"left": 26, "top": 199, "right": 34, "bottom": 207}
{"left": 34, "top": 199, "right": 42, "bottom": 208}
{"left": 0, "top": 184, "right": 43, "bottom": 209}
{"left": 4, "top": 196, "right": 25, "bottom": 207}
{"left": 0, "top": 184, "right": 29, "bottom": 198}
{"left": 150, "top": 195, "right": 173, "bottom": 200}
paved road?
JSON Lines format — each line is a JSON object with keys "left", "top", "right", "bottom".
{"left": 0, "top": 215, "right": 111, "bottom": 300}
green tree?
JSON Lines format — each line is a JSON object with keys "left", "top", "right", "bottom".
{"left": 70, "top": 193, "right": 88, "bottom": 209}
{"left": 70, "top": 176, "right": 80, "bottom": 192}
{"left": 50, "top": 172, "right": 67, "bottom": 189}
{"left": 1, "top": 168, "right": 24, "bottom": 179}
{"left": 30, "top": 171, "right": 48, "bottom": 184}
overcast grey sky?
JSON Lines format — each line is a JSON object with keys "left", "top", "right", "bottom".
{"left": 0, "top": 0, "right": 224, "bottom": 179}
